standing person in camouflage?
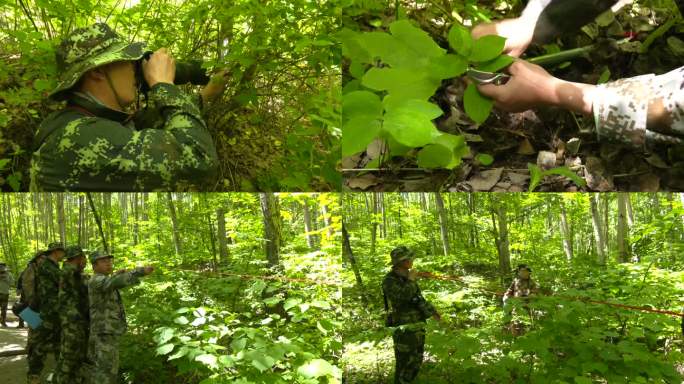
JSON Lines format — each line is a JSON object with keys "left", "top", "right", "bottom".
{"left": 85, "top": 250, "right": 153, "bottom": 384}
{"left": 472, "top": 0, "right": 683, "bottom": 151}
{"left": 382, "top": 246, "right": 441, "bottom": 384}
{"left": 30, "top": 23, "right": 224, "bottom": 191}
{"left": 27, "top": 242, "right": 66, "bottom": 384}
{"left": 0, "top": 262, "right": 14, "bottom": 327}
{"left": 502, "top": 264, "right": 538, "bottom": 336}
{"left": 54, "top": 245, "right": 89, "bottom": 384}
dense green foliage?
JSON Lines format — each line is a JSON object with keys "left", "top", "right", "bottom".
{"left": 341, "top": 192, "right": 684, "bottom": 383}
{"left": 0, "top": 192, "right": 342, "bottom": 383}
{"left": 0, "top": 0, "right": 340, "bottom": 191}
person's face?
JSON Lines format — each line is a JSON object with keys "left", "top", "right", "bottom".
{"left": 518, "top": 269, "right": 530, "bottom": 279}
{"left": 75, "top": 255, "right": 86, "bottom": 271}
{"left": 399, "top": 259, "right": 413, "bottom": 270}
{"left": 52, "top": 249, "right": 65, "bottom": 262}
{"left": 93, "top": 257, "right": 114, "bottom": 275}
{"left": 104, "top": 61, "right": 137, "bottom": 107}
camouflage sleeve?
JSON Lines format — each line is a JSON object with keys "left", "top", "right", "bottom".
{"left": 90, "top": 269, "right": 143, "bottom": 293}
{"left": 382, "top": 275, "right": 418, "bottom": 309}
{"left": 592, "top": 66, "right": 684, "bottom": 149}
{"left": 503, "top": 281, "right": 515, "bottom": 303}
{"left": 58, "top": 271, "right": 82, "bottom": 323}
{"left": 32, "top": 83, "right": 218, "bottom": 191}
{"left": 527, "top": 0, "right": 620, "bottom": 44}
{"left": 417, "top": 290, "right": 437, "bottom": 318}
{"left": 38, "top": 265, "right": 62, "bottom": 325}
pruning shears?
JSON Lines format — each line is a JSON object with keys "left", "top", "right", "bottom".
{"left": 466, "top": 68, "right": 511, "bottom": 86}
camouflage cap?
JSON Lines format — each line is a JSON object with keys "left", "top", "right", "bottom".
{"left": 390, "top": 246, "right": 415, "bottom": 266}
{"left": 89, "top": 249, "right": 113, "bottom": 264}
{"left": 65, "top": 245, "right": 85, "bottom": 260}
{"left": 49, "top": 23, "right": 146, "bottom": 101}
{"left": 46, "top": 242, "right": 66, "bottom": 252}
{"left": 516, "top": 264, "right": 532, "bottom": 272}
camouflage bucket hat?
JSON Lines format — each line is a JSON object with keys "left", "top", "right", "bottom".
{"left": 390, "top": 246, "right": 415, "bottom": 266}
{"left": 89, "top": 249, "right": 113, "bottom": 264}
{"left": 46, "top": 242, "right": 65, "bottom": 252}
{"left": 65, "top": 245, "right": 85, "bottom": 260}
{"left": 49, "top": 23, "right": 146, "bottom": 101}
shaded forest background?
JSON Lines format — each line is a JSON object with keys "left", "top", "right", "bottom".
{"left": 0, "top": 0, "right": 340, "bottom": 191}
{"left": 341, "top": 192, "right": 684, "bottom": 383}
{"left": 0, "top": 192, "right": 342, "bottom": 383}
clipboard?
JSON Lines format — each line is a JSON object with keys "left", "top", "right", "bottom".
{"left": 19, "top": 307, "right": 43, "bottom": 329}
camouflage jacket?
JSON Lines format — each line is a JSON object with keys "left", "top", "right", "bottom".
{"left": 58, "top": 263, "right": 89, "bottom": 326}
{"left": 30, "top": 83, "right": 218, "bottom": 191}
{"left": 0, "top": 271, "right": 13, "bottom": 295}
{"left": 88, "top": 268, "right": 145, "bottom": 336}
{"left": 36, "top": 257, "right": 62, "bottom": 326}
{"left": 503, "top": 277, "right": 538, "bottom": 303}
{"left": 592, "top": 66, "right": 684, "bottom": 150}
{"left": 382, "top": 269, "right": 436, "bottom": 326}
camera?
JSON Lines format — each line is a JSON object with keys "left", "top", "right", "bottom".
{"left": 135, "top": 50, "right": 210, "bottom": 94}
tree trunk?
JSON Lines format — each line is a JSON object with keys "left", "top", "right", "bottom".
{"left": 559, "top": 199, "right": 573, "bottom": 261}
{"left": 167, "top": 193, "right": 183, "bottom": 257}
{"left": 259, "top": 193, "right": 281, "bottom": 268}
{"left": 590, "top": 194, "right": 606, "bottom": 265}
{"left": 491, "top": 198, "right": 511, "bottom": 280}
{"left": 434, "top": 192, "right": 450, "bottom": 256}
{"left": 216, "top": 207, "right": 229, "bottom": 263}
{"left": 342, "top": 222, "right": 368, "bottom": 304}
{"left": 617, "top": 193, "right": 630, "bottom": 263}
{"left": 57, "top": 194, "right": 66, "bottom": 245}
{"left": 302, "top": 200, "right": 316, "bottom": 250}
{"left": 370, "top": 193, "right": 378, "bottom": 255}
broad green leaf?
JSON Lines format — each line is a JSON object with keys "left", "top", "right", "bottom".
{"left": 544, "top": 166, "right": 586, "bottom": 188}
{"left": 338, "top": 28, "right": 371, "bottom": 63}
{"left": 463, "top": 83, "right": 493, "bottom": 124}
{"left": 383, "top": 99, "right": 443, "bottom": 119}
{"left": 342, "top": 116, "right": 380, "bottom": 156}
{"left": 476, "top": 54, "right": 514, "bottom": 72}
{"left": 358, "top": 32, "right": 416, "bottom": 68}
{"left": 389, "top": 19, "right": 445, "bottom": 59}
{"left": 417, "top": 144, "right": 453, "bottom": 169}
{"left": 246, "top": 351, "right": 276, "bottom": 372}
{"left": 434, "top": 133, "right": 466, "bottom": 151}
{"left": 448, "top": 24, "right": 472, "bottom": 56}
{"left": 284, "top": 297, "right": 303, "bottom": 311}
{"left": 231, "top": 338, "right": 247, "bottom": 352}
{"left": 297, "top": 358, "right": 335, "bottom": 378}
{"left": 429, "top": 54, "right": 468, "bottom": 79}
{"left": 383, "top": 103, "right": 441, "bottom": 147}
{"left": 156, "top": 343, "right": 175, "bottom": 355}
{"left": 476, "top": 153, "right": 494, "bottom": 166}
{"left": 469, "top": 35, "right": 506, "bottom": 62}
{"left": 195, "top": 354, "right": 218, "bottom": 368}
{"left": 174, "top": 316, "right": 189, "bottom": 325}
{"left": 168, "top": 346, "right": 189, "bottom": 361}
{"left": 155, "top": 327, "right": 174, "bottom": 344}
{"left": 349, "top": 60, "right": 366, "bottom": 79}
{"left": 342, "top": 91, "right": 383, "bottom": 122}
{"left": 362, "top": 67, "right": 439, "bottom": 101}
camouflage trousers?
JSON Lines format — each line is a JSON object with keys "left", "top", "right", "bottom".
{"left": 27, "top": 321, "right": 60, "bottom": 376}
{"left": 392, "top": 326, "right": 426, "bottom": 384}
{"left": 0, "top": 293, "right": 8, "bottom": 323}
{"left": 84, "top": 333, "right": 120, "bottom": 384}
{"left": 53, "top": 321, "right": 88, "bottom": 384}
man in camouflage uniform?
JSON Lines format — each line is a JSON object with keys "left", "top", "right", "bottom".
{"left": 473, "top": 0, "right": 683, "bottom": 152}
{"left": 0, "top": 262, "right": 14, "bottom": 327}
{"left": 85, "top": 250, "right": 153, "bottom": 384}
{"left": 27, "top": 242, "right": 65, "bottom": 384}
{"left": 30, "top": 23, "right": 222, "bottom": 191}
{"left": 54, "top": 245, "right": 89, "bottom": 384}
{"left": 382, "top": 246, "right": 441, "bottom": 384}
{"left": 502, "top": 264, "right": 538, "bottom": 336}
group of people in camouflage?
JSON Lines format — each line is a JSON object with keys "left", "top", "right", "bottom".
{"left": 5, "top": 242, "right": 153, "bottom": 384}
{"left": 382, "top": 246, "right": 536, "bottom": 384}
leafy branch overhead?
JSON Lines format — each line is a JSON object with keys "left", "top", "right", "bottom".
{"left": 340, "top": 19, "right": 513, "bottom": 169}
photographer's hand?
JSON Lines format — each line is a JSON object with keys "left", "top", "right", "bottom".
{"left": 142, "top": 47, "right": 176, "bottom": 87}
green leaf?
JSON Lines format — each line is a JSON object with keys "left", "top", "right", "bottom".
{"left": 597, "top": 67, "right": 611, "bottom": 84}
{"left": 417, "top": 144, "right": 453, "bottom": 169}
{"left": 469, "top": 35, "right": 506, "bottom": 62}
{"left": 389, "top": 19, "right": 445, "bottom": 59}
{"left": 168, "top": 346, "right": 189, "bottom": 361}
{"left": 476, "top": 54, "right": 514, "bottom": 72}
{"left": 195, "top": 354, "right": 218, "bottom": 369}
{"left": 574, "top": 377, "right": 593, "bottom": 384}
{"left": 174, "top": 316, "right": 189, "bottom": 325}
{"left": 448, "top": 24, "right": 472, "bottom": 56}
{"left": 6, "top": 173, "right": 21, "bottom": 192}
{"left": 246, "top": 351, "right": 276, "bottom": 372}
{"left": 362, "top": 67, "right": 439, "bottom": 101}
{"left": 543, "top": 166, "right": 586, "bottom": 188}
{"left": 284, "top": 297, "right": 303, "bottom": 311}
{"left": 297, "top": 359, "right": 335, "bottom": 378}
{"left": 0, "top": 159, "right": 11, "bottom": 170}
{"left": 342, "top": 91, "right": 383, "bottom": 122}
{"left": 383, "top": 99, "right": 443, "bottom": 119}
{"left": 156, "top": 343, "right": 175, "bottom": 355}
{"left": 382, "top": 101, "right": 441, "bottom": 147}
{"left": 429, "top": 54, "right": 468, "bottom": 79}
{"left": 231, "top": 338, "right": 247, "bottom": 352}
{"left": 463, "top": 83, "right": 493, "bottom": 124}
{"left": 528, "top": 163, "right": 543, "bottom": 191}
{"left": 155, "top": 327, "right": 175, "bottom": 344}
{"left": 476, "top": 153, "right": 494, "bottom": 166}
{"left": 342, "top": 117, "right": 380, "bottom": 157}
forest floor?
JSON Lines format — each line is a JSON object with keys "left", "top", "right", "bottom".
{"left": 0, "top": 310, "right": 30, "bottom": 384}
